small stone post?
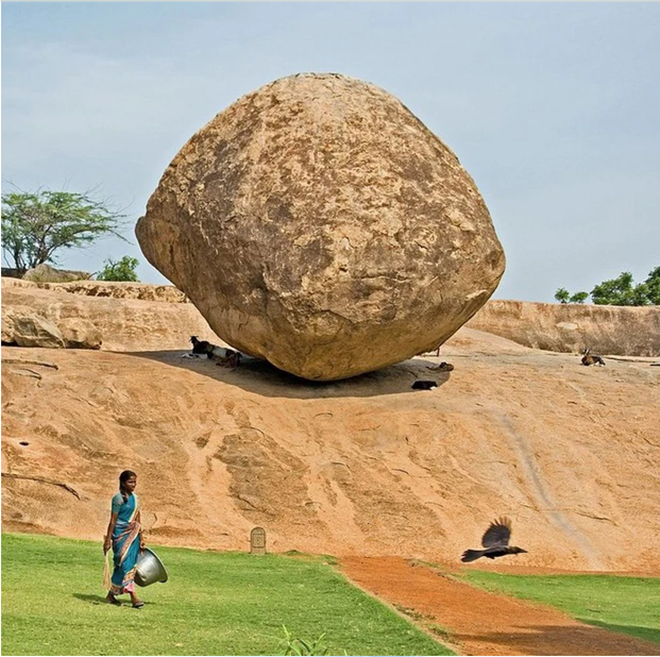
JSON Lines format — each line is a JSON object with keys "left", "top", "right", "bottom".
{"left": 250, "top": 526, "right": 266, "bottom": 555}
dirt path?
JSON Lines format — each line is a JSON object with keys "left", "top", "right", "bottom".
{"left": 339, "top": 556, "right": 659, "bottom": 656}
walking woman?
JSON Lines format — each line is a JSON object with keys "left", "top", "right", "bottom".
{"left": 103, "top": 470, "right": 146, "bottom": 608}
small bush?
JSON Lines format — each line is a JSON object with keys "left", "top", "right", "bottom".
{"left": 96, "top": 256, "right": 139, "bottom": 282}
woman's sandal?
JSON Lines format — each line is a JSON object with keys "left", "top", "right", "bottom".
{"left": 105, "top": 595, "right": 121, "bottom": 606}
{"left": 132, "top": 601, "right": 145, "bottom": 609}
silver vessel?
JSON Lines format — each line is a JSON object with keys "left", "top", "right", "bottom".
{"left": 135, "top": 547, "right": 168, "bottom": 587}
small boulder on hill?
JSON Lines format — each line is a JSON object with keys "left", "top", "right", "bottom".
{"left": 59, "top": 318, "right": 103, "bottom": 350}
{"left": 137, "top": 72, "right": 505, "bottom": 380}
{"left": 1, "top": 306, "right": 102, "bottom": 350}
{"left": 22, "top": 263, "right": 92, "bottom": 283}
{"left": 7, "top": 312, "right": 65, "bottom": 348}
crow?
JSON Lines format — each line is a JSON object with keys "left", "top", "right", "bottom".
{"left": 461, "top": 517, "right": 528, "bottom": 563}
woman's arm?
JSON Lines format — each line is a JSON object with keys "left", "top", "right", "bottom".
{"left": 136, "top": 510, "right": 146, "bottom": 549}
{"left": 104, "top": 512, "right": 118, "bottom": 553}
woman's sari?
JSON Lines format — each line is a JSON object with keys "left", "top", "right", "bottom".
{"left": 110, "top": 492, "right": 141, "bottom": 595}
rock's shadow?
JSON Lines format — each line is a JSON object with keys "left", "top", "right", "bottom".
{"left": 125, "top": 350, "right": 452, "bottom": 400}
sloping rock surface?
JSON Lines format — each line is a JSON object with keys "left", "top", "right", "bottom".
{"left": 136, "top": 72, "right": 505, "bottom": 381}
{"left": 1, "top": 279, "right": 221, "bottom": 352}
{"left": 2, "top": 327, "right": 658, "bottom": 574}
{"left": 22, "top": 263, "right": 92, "bottom": 283}
{"left": 468, "top": 299, "right": 660, "bottom": 357}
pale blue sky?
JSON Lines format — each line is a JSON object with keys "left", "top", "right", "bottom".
{"left": 2, "top": 2, "right": 659, "bottom": 302}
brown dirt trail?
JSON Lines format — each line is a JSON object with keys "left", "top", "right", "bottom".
{"left": 339, "top": 556, "right": 659, "bottom": 656}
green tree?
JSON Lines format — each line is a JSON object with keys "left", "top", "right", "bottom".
{"left": 569, "top": 291, "right": 589, "bottom": 304}
{"left": 555, "top": 287, "right": 588, "bottom": 304}
{"left": 554, "top": 267, "right": 659, "bottom": 306}
{"left": 1, "top": 187, "right": 128, "bottom": 275}
{"left": 96, "top": 256, "right": 139, "bottom": 282}
{"left": 643, "top": 266, "right": 660, "bottom": 305}
{"left": 591, "top": 271, "right": 639, "bottom": 305}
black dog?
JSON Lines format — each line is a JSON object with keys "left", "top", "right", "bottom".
{"left": 190, "top": 335, "right": 213, "bottom": 355}
{"left": 411, "top": 380, "right": 438, "bottom": 390}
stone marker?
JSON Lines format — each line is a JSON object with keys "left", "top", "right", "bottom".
{"left": 137, "top": 72, "right": 505, "bottom": 380}
{"left": 250, "top": 526, "right": 266, "bottom": 555}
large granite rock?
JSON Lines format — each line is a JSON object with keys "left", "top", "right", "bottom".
{"left": 136, "top": 73, "right": 505, "bottom": 380}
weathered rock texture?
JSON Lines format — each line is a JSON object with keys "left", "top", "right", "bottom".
{"left": 3, "top": 331, "right": 659, "bottom": 573}
{"left": 468, "top": 300, "right": 660, "bottom": 357}
{"left": 9, "top": 313, "right": 65, "bottom": 349}
{"left": 22, "top": 263, "right": 92, "bottom": 283}
{"left": 1, "top": 279, "right": 222, "bottom": 352}
{"left": 136, "top": 73, "right": 505, "bottom": 381}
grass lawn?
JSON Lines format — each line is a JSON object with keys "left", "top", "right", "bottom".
{"left": 460, "top": 570, "right": 660, "bottom": 646}
{"left": 1, "top": 533, "right": 453, "bottom": 656}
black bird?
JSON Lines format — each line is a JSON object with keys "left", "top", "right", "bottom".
{"left": 461, "top": 517, "right": 528, "bottom": 563}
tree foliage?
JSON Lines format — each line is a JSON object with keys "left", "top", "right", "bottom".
{"left": 554, "top": 288, "right": 589, "bottom": 304}
{"left": 1, "top": 188, "right": 128, "bottom": 274}
{"left": 555, "top": 267, "right": 660, "bottom": 306}
{"left": 96, "top": 256, "right": 139, "bottom": 282}
{"left": 569, "top": 291, "right": 589, "bottom": 304}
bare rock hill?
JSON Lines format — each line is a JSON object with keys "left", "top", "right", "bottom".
{"left": 468, "top": 299, "right": 660, "bottom": 357}
{"left": 2, "top": 319, "right": 658, "bottom": 573}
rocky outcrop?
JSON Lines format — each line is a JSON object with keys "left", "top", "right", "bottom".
{"left": 2, "top": 276, "right": 188, "bottom": 303}
{"left": 59, "top": 318, "right": 103, "bottom": 350}
{"left": 5, "top": 312, "right": 65, "bottom": 348}
{"left": 2, "top": 304, "right": 101, "bottom": 350}
{"left": 5, "top": 278, "right": 657, "bottom": 357}
{"left": 22, "top": 263, "right": 92, "bottom": 283}
{"left": 1, "top": 279, "right": 223, "bottom": 352}
{"left": 136, "top": 72, "right": 505, "bottom": 381}
{"left": 468, "top": 300, "right": 660, "bottom": 357}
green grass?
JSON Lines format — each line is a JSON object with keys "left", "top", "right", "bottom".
{"left": 1, "top": 533, "right": 453, "bottom": 656}
{"left": 460, "top": 570, "right": 660, "bottom": 645}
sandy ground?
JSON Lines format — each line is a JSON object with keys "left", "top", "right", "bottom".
{"left": 339, "top": 556, "right": 659, "bottom": 656}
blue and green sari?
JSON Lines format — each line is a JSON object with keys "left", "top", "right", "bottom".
{"left": 110, "top": 492, "right": 141, "bottom": 595}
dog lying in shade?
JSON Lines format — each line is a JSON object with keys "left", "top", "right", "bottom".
{"left": 461, "top": 517, "right": 528, "bottom": 562}
{"left": 189, "top": 336, "right": 242, "bottom": 367}
{"left": 411, "top": 380, "right": 438, "bottom": 390}
{"left": 208, "top": 345, "right": 242, "bottom": 368}
{"left": 190, "top": 335, "right": 213, "bottom": 355}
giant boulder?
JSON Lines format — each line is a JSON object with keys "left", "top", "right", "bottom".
{"left": 136, "top": 73, "right": 505, "bottom": 380}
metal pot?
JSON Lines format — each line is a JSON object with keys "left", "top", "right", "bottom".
{"left": 135, "top": 547, "right": 168, "bottom": 587}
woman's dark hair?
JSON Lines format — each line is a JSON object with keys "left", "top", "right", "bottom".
{"left": 119, "top": 470, "right": 137, "bottom": 502}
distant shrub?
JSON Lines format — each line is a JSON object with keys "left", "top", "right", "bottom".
{"left": 96, "top": 256, "right": 139, "bottom": 282}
